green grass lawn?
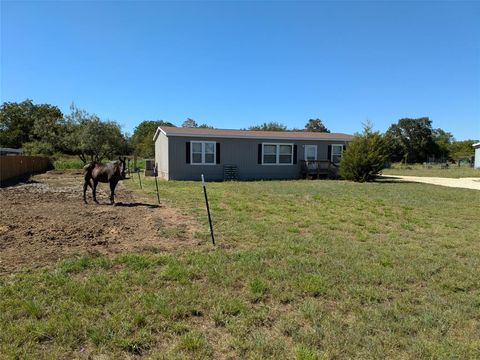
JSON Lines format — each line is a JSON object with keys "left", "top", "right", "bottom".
{"left": 382, "top": 163, "right": 480, "bottom": 178}
{"left": 2, "top": 178, "right": 480, "bottom": 358}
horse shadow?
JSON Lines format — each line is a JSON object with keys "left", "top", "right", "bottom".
{"left": 87, "top": 201, "right": 160, "bottom": 208}
{"left": 113, "top": 202, "right": 160, "bottom": 208}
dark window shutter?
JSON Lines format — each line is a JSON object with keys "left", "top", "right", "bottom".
{"left": 293, "top": 145, "right": 297, "bottom": 164}
{"left": 258, "top": 144, "right": 262, "bottom": 164}
{"left": 186, "top": 142, "right": 191, "bottom": 163}
{"left": 327, "top": 145, "right": 332, "bottom": 161}
{"left": 216, "top": 143, "right": 220, "bottom": 164}
{"left": 343, "top": 144, "right": 347, "bottom": 151}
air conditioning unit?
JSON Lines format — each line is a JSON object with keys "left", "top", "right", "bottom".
{"left": 144, "top": 159, "right": 155, "bottom": 176}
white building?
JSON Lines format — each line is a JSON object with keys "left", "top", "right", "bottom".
{"left": 473, "top": 142, "right": 480, "bottom": 169}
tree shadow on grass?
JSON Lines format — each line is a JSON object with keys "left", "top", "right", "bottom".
{"left": 375, "top": 176, "right": 416, "bottom": 184}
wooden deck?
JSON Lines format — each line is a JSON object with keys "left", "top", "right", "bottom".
{"left": 300, "top": 160, "right": 339, "bottom": 179}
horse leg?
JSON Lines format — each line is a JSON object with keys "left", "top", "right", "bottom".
{"left": 83, "top": 168, "right": 93, "bottom": 204}
{"left": 93, "top": 180, "right": 99, "bottom": 204}
{"left": 83, "top": 180, "right": 89, "bottom": 204}
{"left": 109, "top": 181, "right": 116, "bottom": 204}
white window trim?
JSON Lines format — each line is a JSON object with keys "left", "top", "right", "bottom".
{"left": 304, "top": 145, "right": 317, "bottom": 161}
{"left": 262, "top": 143, "right": 294, "bottom": 165}
{"left": 191, "top": 141, "right": 217, "bottom": 165}
{"left": 331, "top": 144, "right": 344, "bottom": 164}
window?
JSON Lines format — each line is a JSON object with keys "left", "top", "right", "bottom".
{"left": 204, "top": 142, "right": 215, "bottom": 164}
{"left": 279, "top": 145, "right": 292, "bottom": 164}
{"left": 331, "top": 144, "right": 343, "bottom": 164}
{"left": 191, "top": 141, "right": 216, "bottom": 165}
{"left": 304, "top": 145, "right": 317, "bottom": 161}
{"left": 262, "top": 143, "right": 293, "bottom": 165}
{"left": 192, "top": 142, "right": 202, "bottom": 163}
{"left": 263, "top": 144, "right": 277, "bottom": 164}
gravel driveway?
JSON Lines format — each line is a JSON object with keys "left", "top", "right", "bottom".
{"left": 382, "top": 175, "right": 480, "bottom": 190}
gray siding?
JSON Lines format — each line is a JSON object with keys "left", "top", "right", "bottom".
{"left": 154, "top": 132, "right": 169, "bottom": 179}
{"left": 166, "top": 136, "right": 348, "bottom": 181}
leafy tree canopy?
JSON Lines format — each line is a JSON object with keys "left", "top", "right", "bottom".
{"left": 248, "top": 122, "right": 287, "bottom": 131}
{"left": 131, "top": 120, "right": 174, "bottom": 158}
{"left": 448, "top": 140, "right": 477, "bottom": 161}
{"left": 22, "top": 141, "right": 56, "bottom": 156}
{"left": 432, "top": 128, "right": 454, "bottom": 160}
{"left": 181, "top": 118, "right": 212, "bottom": 128}
{"left": 0, "top": 99, "right": 63, "bottom": 149}
{"left": 385, "top": 117, "right": 438, "bottom": 163}
{"left": 63, "top": 104, "right": 126, "bottom": 163}
{"left": 305, "top": 118, "right": 330, "bottom": 133}
{"left": 182, "top": 118, "right": 198, "bottom": 128}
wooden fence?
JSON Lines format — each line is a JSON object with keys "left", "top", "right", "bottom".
{"left": 0, "top": 156, "right": 53, "bottom": 186}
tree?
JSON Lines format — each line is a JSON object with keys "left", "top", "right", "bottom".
{"left": 432, "top": 128, "right": 454, "bottom": 161}
{"left": 340, "top": 124, "right": 389, "bottom": 182}
{"left": 182, "top": 118, "right": 198, "bottom": 128}
{"left": 31, "top": 104, "right": 65, "bottom": 144}
{"left": 63, "top": 104, "right": 126, "bottom": 163}
{"left": 448, "top": 140, "right": 477, "bottom": 162}
{"left": 22, "top": 141, "right": 56, "bottom": 156}
{"left": 385, "top": 117, "right": 438, "bottom": 163}
{"left": 248, "top": 122, "right": 287, "bottom": 131}
{"left": 131, "top": 120, "right": 175, "bottom": 158}
{"left": 0, "top": 100, "right": 35, "bottom": 148}
{"left": 26, "top": 103, "right": 66, "bottom": 155}
{"left": 181, "top": 118, "right": 213, "bottom": 129}
{"left": 0, "top": 99, "right": 63, "bottom": 149}
{"left": 305, "top": 118, "right": 330, "bottom": 133}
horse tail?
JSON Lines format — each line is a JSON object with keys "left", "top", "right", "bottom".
{"left": 83, "top": 162, "right": 95, "bottom": 187}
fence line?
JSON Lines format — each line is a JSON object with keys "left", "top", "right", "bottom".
{"left": 0, "top": 156, "right": 52, "bottom": 186}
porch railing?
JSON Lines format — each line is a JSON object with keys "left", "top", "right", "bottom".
{"left": 300, "top": 160, "right": 339, "bottom": 179}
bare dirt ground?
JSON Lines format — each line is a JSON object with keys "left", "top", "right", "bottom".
{"left": 382, "top": 175, "right": 480, "bottom": 190}
{"left": 0, "top": 171, "right": 200, "bottom": 274}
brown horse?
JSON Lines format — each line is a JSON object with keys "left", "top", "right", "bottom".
{"left": 83, "top": 157, "right": 126, "bottom": 204}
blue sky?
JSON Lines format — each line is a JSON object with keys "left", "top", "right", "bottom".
{"left": 1, "top": 1, "right": 479, "bottom": 139}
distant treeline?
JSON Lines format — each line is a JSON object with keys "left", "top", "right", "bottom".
{"left": 0, "top": 99, "right": 476, "bottom": 163}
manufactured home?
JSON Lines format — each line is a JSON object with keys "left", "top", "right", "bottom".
{"left": 153, "top": 126, "right": 354, "bottom": 181}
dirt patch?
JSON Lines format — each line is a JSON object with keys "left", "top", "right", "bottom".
{"left": 0, "top": 170, "right": 201, "bottom": 274}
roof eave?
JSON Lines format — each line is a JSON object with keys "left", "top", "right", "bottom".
{"left": 153, "top": 127, "right": 167, "bottom": 141}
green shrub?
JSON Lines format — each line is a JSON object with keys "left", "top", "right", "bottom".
{"left": 22, "top": 141, "right": 55, "bottom": 156}
{"left": 53, "top": 156, "right": 85, "bottom": 170}
{"left": 340, "top": 125, "right": 389, "bottom": 182}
